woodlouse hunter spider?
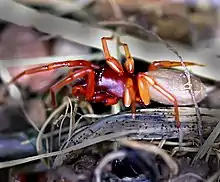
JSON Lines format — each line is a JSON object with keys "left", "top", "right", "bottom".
{"left": 7, "top": 36, "right": 206, "bottom": 128}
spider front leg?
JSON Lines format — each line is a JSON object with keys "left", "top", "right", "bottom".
{"left": 148, "top": 60, "right": 205, "bottom": 71}
{"left": 137, "top": 73, "right": 180, "bottom": 128}
{"left": 50, "top": 67, "right": 95, "bottom": 108}
{"left": 7, "top": 60, "right": 93, "bottom": 85}
{"left": 101, "top": 36, "right": 124, "bottom": 75}
{"left": 123, "top": 78, "right": 137, "bottom": 118}
{"left": 118, "top": 39, "right": 134, "bottom": 74}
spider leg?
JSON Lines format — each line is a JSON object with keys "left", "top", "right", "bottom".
{"left": 90, "top": 92, "right": 119, "bottom": 105}
{"left": 118, "top": 39, "right": 134, "bottom": 74}
{"left": 148, "top": 60, "right": 205, "bottom": 71}
{"left": 137, "top": 76, "right": 150, "bottom": 105}
{"left": 138, "top": 72, "right": 180, "bottom": 128}
{"left": 101, "top": 36, "right": 124, "bottom": 75}
{"left": 8, "top": 60, "right": 94, "bottom": 84}
{"left": 72, "top": 85, "right": 87, "bottom": 97}
{"left": 50, "top": 67, "right": 95, "bottom": 108}
{"left": 124, "top": 78, "right": 136, "bottom": 118}
{"left": 73, "top": 86, "right": 118, "bottom": 105}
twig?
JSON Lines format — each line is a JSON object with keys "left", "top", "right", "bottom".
{"left": 108, "top": 0, "right": 124, "bottom": 20}
{"left": 151, "top": 141, "right": 193, "bottom": 147}
{"left": 158, "top": 138, "right": 166, "bottom": 148}
{"left": 171, "top": 147, "right": 209, "bottom": 156}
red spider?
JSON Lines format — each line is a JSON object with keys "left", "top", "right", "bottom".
{"left": 8, "top": 36, "right": 205, "bottom": 128}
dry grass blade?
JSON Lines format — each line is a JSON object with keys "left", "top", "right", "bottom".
{"left": 151, "top": 141, "right": 193, "bottom": 147}
{"left": 171, "top": 147, "right": 214, "bottom": 156}
{"left": 0, "top": 129, "right": 157, "bottom": 169}
{"left": 36, "top": 98, "right": 71, "bottom": 154}
{"left": 108, "top": 0, "right": 124, "bottom": 20}
{"left": 192, "top": 120, "right": 220, "bottom": 164}
{"left": 36, "top": 96, "right": 79, "bottom": 167}
{"left": 59, "top": 97, "right": 74, "bottom": 148}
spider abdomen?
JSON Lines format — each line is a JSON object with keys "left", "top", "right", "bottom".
{"left": 147, "top": 69, "right": 206, "bottom": 105}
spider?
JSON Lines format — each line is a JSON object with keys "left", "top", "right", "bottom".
{"left": 7, "top": 36, "right": 206, "bottom": 127}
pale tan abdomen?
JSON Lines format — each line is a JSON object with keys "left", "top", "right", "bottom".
{"left": 147, "top": 69, "right": 206, "bottom": 105}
